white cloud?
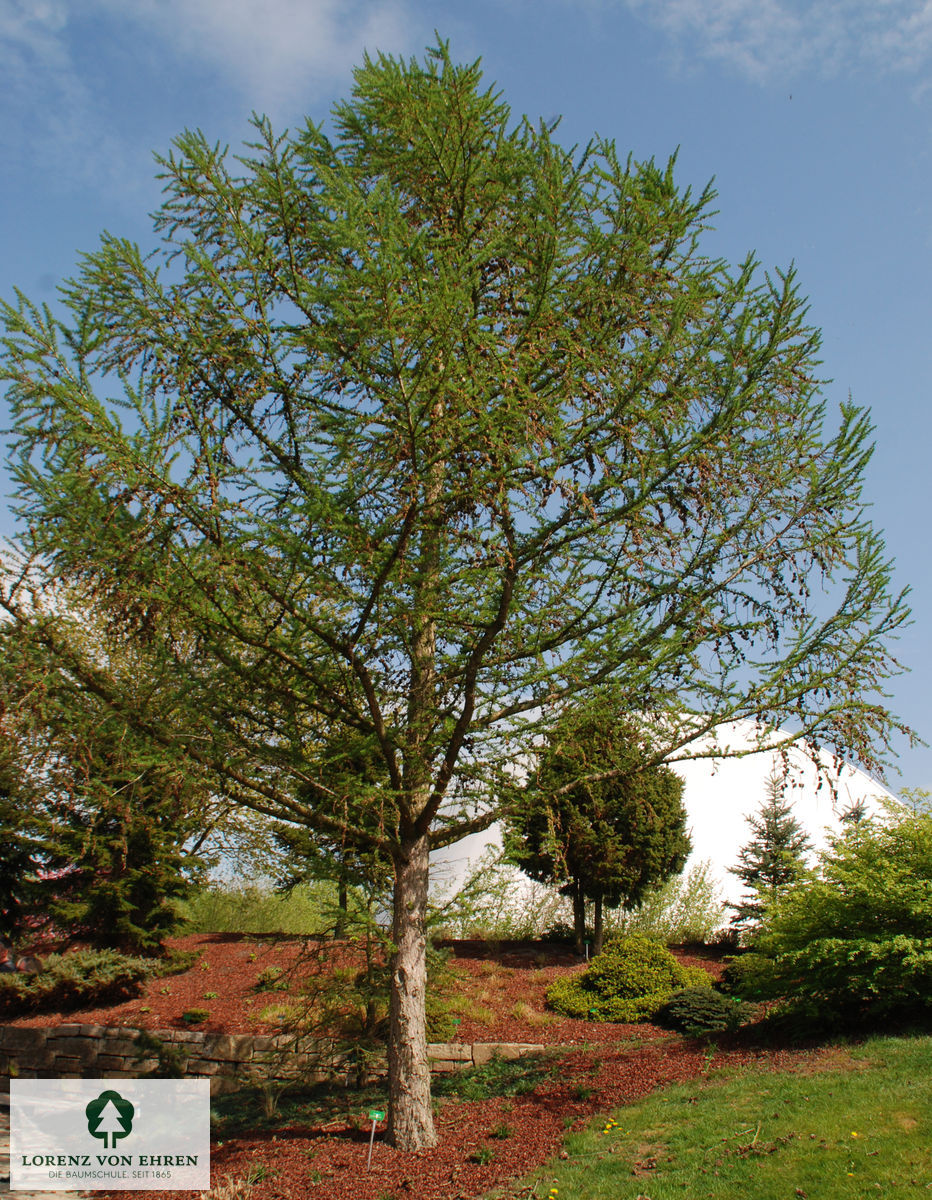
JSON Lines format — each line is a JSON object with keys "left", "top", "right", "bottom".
{"left": 0, "top": 0, "right": 422, "bottom": 200}
{"left": 0, "top": 0, "right": 129, "bottom": 189}
{"left": 0, "top": 0, "right": 69, "bottom": 66}
{"left": 94, "top": 0, "right": 418, "bottom": 115}
{"left": 621, "top": 0, "right": 932, "bottom": 82}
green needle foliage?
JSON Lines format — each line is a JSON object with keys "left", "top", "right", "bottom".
{"left": 505, "top": 707, "right": 690, "bottom": 953}
{"left": 0, "top": 40, "right": 913, "bottom": 1147}
{"left": 729, "top": 768, "right": 813, "bottom": 938}
{"left": 0, "top": 718, "right": 50, "bottom": 944}
{"left": 0, "top": 613, "right": 214, "bottom": 955}
{"left": 755, "top": 796, "right": 932, "bottom": 1028}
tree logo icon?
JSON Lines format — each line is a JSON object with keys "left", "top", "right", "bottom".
{"left": 85, "top": 1090, "right": 135, "bottom": 1149}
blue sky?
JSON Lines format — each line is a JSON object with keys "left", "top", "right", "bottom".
{"left": 1, "top": 0, "right": 930, "bottom": 789}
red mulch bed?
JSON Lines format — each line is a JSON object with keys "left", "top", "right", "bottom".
{"left": 8, "top": 936, "right": 828, "bottom": 1200}
{"left": 4, "top": 934, "right": 726, "bottom": 1042}
{"left": 207, "top": 1040, "right": 828, "bottom": 1200}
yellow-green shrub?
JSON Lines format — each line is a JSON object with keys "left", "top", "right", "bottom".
{"left": 546, "top": 935, "right": 707, "bottom": 1022}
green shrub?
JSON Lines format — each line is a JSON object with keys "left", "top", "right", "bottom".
{"left": 716, "top": 952, "right": 783, "bottom": 1000}
{"left": 654, "top": 986, "right": 751, "bottom": 1036}
{"left": 178, "top": 882, "right": 334, "bottom": 935}
{"left": 611, "top": 861, "right": 728, "bottom": 944}
{"left": 0, "top": 949, "right": 153, "bottom": 1017}
{"left": 254, "top": 965, "right": 288, "bottom": 991}
{"left": 751, "top": 799, "right": 932, "bottom": 1028}
{"left": 132, "top": 1030, "right": 190, "bottom": 1077}
{"left": 546, "top": 935, "right": 707, "bottom": 1022}
{"left": 181, "top": 1008, "right": 210, "bottom": 1024}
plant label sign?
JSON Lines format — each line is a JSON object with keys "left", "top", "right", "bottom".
{"left": 11, "top": 1079, "right": 210, "bottom": 1190}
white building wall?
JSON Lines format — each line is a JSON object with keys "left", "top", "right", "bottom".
{"left": 430, "top": 722, "right": 895, "bottom": 906}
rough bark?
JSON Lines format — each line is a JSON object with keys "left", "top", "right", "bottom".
{"left": 386, "top": 831, "right": 436, "bottom": 1150}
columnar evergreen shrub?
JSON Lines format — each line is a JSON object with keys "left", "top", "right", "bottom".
{"left": 505, "top": 711, "right": 690, "bottom": 954}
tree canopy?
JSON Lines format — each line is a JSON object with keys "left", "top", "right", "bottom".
{"left": 505, "top": 707, "right": 690, "bottom": 953}
{"left": 0, "top": 41, "right": 913, "bottom": 1148}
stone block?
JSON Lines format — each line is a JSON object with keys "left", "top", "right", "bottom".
{"left": 47, "top": 1036, "right": 97, "bottom": 1058}
{"left": 162, "top": 1029, "right": 205, "bottom": 1045}
{"left": 427, "top": 1043, "right": 472, "bottom": 1062}
{"left": 9, "top": 1043, "right": 55, "bottom": 1069}
{"left": 0, "top": 1027, "right": 47, "bottom": 1054}
{"left": 50, "top": 1056, "right": 85, "bottom": 1074}
{"left": 76, "top": 1024, "right": 108, "bottom": 1037}
{"left": 472, "top": 1042, "right": 543, "bottom": 1066}
{"left": 94, "top": 1054, "right": 133, "bottom": 1071}
{"left": 185, "top": 1059, "right": 223, "bottom": 1076}
{"left": 200, "top": 1034, "right": 255, "bottom": 1063}
{"left": 53, "top": 1024, "right": 86, "bottom": 1037}
{"left": 98, "top": 1038, "right": 139, "bottom": 1058}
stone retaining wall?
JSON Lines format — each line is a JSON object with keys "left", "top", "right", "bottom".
{"left": 0, "top": 1026, "right": 543, "bottom": 1096}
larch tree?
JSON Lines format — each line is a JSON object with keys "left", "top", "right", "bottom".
{"left": 505, "top": 706, "right": 690, "bottom": 955}
{"left": 0, "top": 42, "right": 913, "bottom": 1148}
{"left": 272, "top": 730, "right": 394, "bottom": 935}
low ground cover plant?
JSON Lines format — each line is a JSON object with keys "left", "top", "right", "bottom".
{"left": 0, "top": 948, "right": 154, "bottom": 1016}
{"left": 654, "top": 985, "right": 752, "bottom": 1036}
{"left": 546, "top": 934, "right": 707, "bottom": 1021}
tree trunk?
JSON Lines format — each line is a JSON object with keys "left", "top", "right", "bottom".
{"left": 572, "top": 878, "right": 586, "bottom": 957}
{"left": 335, "top": 872, "right": 348, "bottom": 938}
{"left": 593, "top": 894, "right": 604, "bottom": 955}
{"left": 386, "top": 831, "right": 436, "bottom": 1151}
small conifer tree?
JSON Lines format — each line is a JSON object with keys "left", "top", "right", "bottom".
{"left": 729, "top": 770, "right": 812, "bottom": 936}
{"left": 506, "top": 707, "right": 691, "bottom": 955}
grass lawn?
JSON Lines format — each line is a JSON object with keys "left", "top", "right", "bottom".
{"left": 498, "top": 1033, "right": 932, "bottom": 1199}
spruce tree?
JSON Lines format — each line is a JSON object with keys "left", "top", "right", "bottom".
{"left": 729, "top": 770, "right": 812, "bottom": 935}
{"left": 0, "top": 611, "right": 212, "bottom": 955}
{"left": 44, "top": 736, "right": 204, "bottom": 955}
